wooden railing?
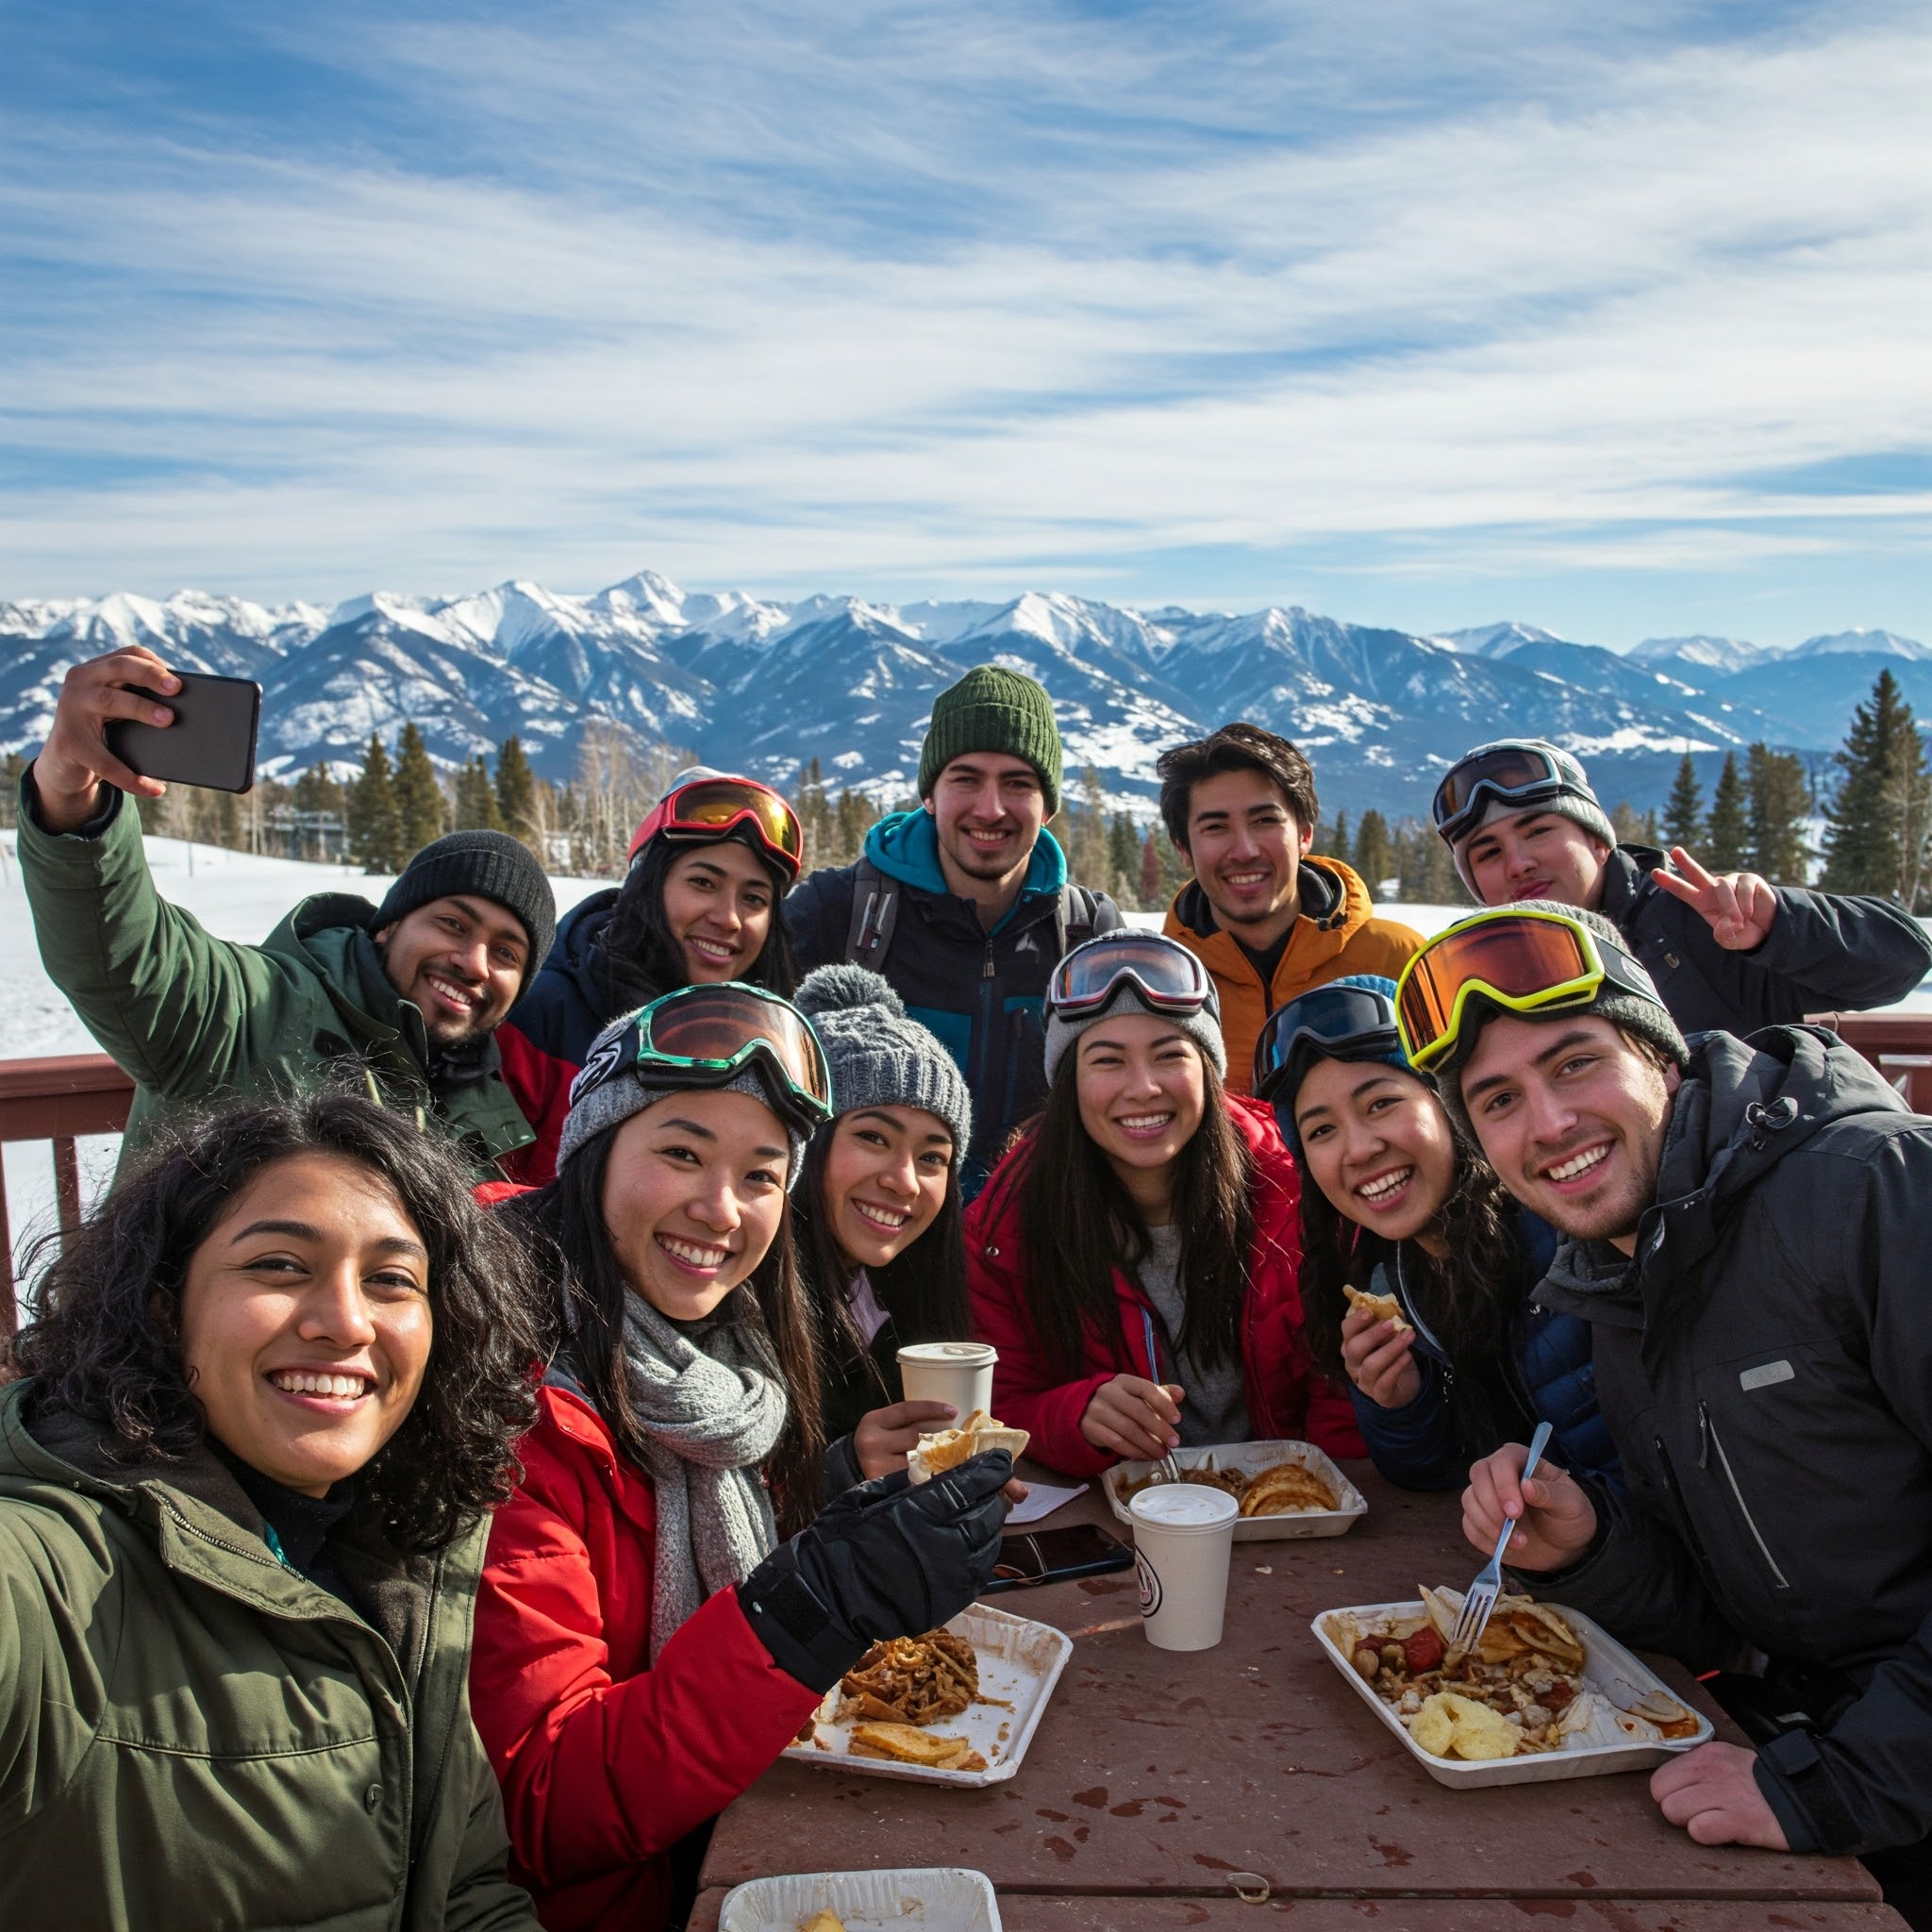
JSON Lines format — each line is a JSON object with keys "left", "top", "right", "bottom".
{"left": 1, "top": 1054, "right": 135, "bottom": 1332}
{"left": 3, "top": 1010, "right": 1931, "bottom": 1332}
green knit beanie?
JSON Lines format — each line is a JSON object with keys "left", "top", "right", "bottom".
{"left": 917, "top": 666, "right": 1063, "bottom": 815}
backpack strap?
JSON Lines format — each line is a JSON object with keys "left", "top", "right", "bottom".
{"left": 843, "top": 857, "right": 900, "bottom": 969}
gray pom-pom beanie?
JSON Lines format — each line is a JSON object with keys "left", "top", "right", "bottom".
{"left": 792, "top": 964, "right": 973, "bottom": 1157}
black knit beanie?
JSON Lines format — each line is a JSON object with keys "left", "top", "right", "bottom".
{"left": 374, "top": 830, "right": 557, "bottom": 986}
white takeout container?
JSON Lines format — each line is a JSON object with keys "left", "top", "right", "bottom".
{"left": 1311, "top": 1598, "right": 1715, "bottom": 1789}
{"left": 1103, "top": 1440, "right": 1367, "bottom": 1541}
{"left": 783, "top": 1602, "right": 1072, "bottom": 1788}
{"left": 718, "top": 1867, "right": 1001, "bottom": 1932}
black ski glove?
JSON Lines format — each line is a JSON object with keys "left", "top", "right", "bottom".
{"left": 738, "top": 1450, "right": 1013, "bottom": 1693}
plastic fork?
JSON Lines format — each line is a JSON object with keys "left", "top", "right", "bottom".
{"left": 1453, "top": 1419, "right": 1553, "bottom": 1655}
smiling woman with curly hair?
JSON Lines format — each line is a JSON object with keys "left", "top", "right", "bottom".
{"left": 0, "top": 1091, "right": 547, "bottom": 1930}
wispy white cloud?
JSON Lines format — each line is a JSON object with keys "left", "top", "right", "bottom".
{"left": 2, "top": 0, "right": 1928, "bottom": 643}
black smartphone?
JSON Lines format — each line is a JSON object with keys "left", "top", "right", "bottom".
{"left": 983, "top": 1523, "right": 1134, "bottom": 1593}
{"left": 105, "top": 673, "right": 262, "bottom": 793}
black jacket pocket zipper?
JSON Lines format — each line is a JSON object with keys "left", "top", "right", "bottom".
{"left": 1698, "top": 1400, "right": 1790, "bottom": 1591}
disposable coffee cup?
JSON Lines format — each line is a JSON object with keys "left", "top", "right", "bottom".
{"left": 1129, "top": 1485, "right": 1240, "bottom": 1651}
{"left": 896, "top": 1341, "right": 996, "bottom": 1419}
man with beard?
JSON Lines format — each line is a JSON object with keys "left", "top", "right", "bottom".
{"left": 787, "top": 665, "right": 1121, "bottom": 1194}
{"left": 1404, "top": 901, "right": 1932, "bottom": 1924}
{"left": 20, "top": 645, "right": 553, "bottom": 1180}
{"left": 1158, "top": 723, "right": 1423, "bottom": 1091}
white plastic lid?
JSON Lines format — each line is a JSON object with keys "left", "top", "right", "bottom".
{"left": 1129, "top": 1484, "right": 1240, "bottom": 1530}
{"left": 896, "top": 1341, "right": 996, "bottom": 1363}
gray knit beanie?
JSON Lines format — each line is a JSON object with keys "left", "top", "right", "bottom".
{"left": 793, "top": 964, "right": 973, "bottom": 1156}
{"left": 1442, "top": 740, "right": 1619, "bottom": 896}
{"left": 1433, "top": 902, "right": 1690, "bottom": 1143}
{"left": 558, "top": 1007, "right": 815, "bottom": 1182}
{"left": 1042, "top": 935, "right": 1227, "bottom": 1085}
{"left": 375, "top": 829, "right": 557, "bottom": 987}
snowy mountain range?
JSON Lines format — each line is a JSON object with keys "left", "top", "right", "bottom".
{"left": 3, "top": 576, "right": 1926, "bottom": 822}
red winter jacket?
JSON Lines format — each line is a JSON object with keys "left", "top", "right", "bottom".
{"left": 470, "top": 1378, "right": 822, "bottom": 1932}
{"left": 965, "top": 1092, "right": 1365, "bottom": 1478}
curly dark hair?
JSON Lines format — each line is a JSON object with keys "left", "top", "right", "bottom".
{"left": 11, "top": 1092, "right": 544, "bottom": 1551}
{"left": 993, "top": 1053, "right": 1253, "bottom": 1384}
{"left": 594, "top": 835, "right": 799, "bottom": 1020}
{"left": 501, "top": 1119, "right": 826, "bottom": 1536}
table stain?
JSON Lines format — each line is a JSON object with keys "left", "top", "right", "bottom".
{"left": 1109, "top": 1798, "right": 1145, "bottom": 1817}
{"left": 1041, "top": 1835, "right": 1077, "bottom": 1864}
{"left": 1072, "top": 1786, "right": 1109, "bottom": 1808}
{"left": 1368, "top": 1835, "right": 1414, "bottom": 1868}
{"left": 1565, "top": 1870, "right": 1599, "bottom": 1888}
{"left": 1036, "top": 1807, "right": 1070, "bottom": 1823}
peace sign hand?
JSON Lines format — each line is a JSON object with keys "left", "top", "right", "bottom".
{"left": 1651, "top": 847, "right": 1778, "bottom": 952}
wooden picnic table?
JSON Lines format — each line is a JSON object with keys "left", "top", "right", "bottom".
{"left": 695, "top": 1462, "right": 1903, "bottom": 1930}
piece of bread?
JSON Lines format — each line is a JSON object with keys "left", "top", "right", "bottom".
{"left": 908, "top": 1408, "right": 1030, "bottom": 1485}
{"left": 799, "top": 1913, "right": 847, "bottom": 1932}
{"left": 847, "top": 1721, "right": 987, "bottom": 1772}
{"left": 1239, "top": 1462, "right": 1338, "bottom": 1516}
{"left": 1344, "top": 1284, "right": 1411, "bottom": 1332}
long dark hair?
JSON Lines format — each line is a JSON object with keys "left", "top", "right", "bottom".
{"left": 12, "top": 1093, "right": 544, "bottom": 1551}
{"left": 1001, "top": 1056, "right": 1253, "bottom": 1383}
{"left": 501, "top": 1119, "right": 825, "bottom": 1535}
{"left": 594, "top": 836, "right": 799, "bottom": 1019}
{"left": 1298, "top": 1119, "right": 1523, "bottom": 1395}
{"left": 795, "top": 1127, "right": 970, "bottom": 1398}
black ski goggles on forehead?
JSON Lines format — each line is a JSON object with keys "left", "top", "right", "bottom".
{"left": 1432, "top": 743, "right": 1579, "bottom": 845}
{"left": 569, "top": 982, "right": 834, "bottom": 1128}
{"left": 1252, "top": 980, "right": 1406, "bottom": 1102}
{"left": 1046, "top": 934, "right": 1213, "bottom": 1018}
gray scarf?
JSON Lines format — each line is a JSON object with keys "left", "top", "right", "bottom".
{"left": 618, "top": 1295, "right": 788, "bottom": 1660}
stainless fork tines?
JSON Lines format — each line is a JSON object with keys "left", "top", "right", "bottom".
{"left": 1452, "top": 1419, "right": 1553, "bottom": 1655}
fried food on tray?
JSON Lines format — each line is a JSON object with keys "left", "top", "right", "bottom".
{"left": 799, "top": 1913, "right": 847, "bottom": 1932}
{"left": 1240, "top": 1463, "right": 1338, "bottom": 1516}
{"left": 908, "top": 1409, "right": 1030, "bottom": 1485}
{"left": 1328, "top": 1586, "right": 1697, "bottom": 1760}
{"left": 848, "top": 1721, "right": 988, "bottom": 1773}
{"left": 1119, "top": 1452, "right": 1337, "bottom": 1514}
{"left": 1343, "top": 1284, "right": 1412, "bottom": 1332}
{"left": 838, "top": 1629, "right": 979, "bottom": 1725}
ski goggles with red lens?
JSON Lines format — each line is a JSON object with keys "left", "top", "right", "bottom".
{"left": 1252, "top": 979, "right": 1407, "bottom": 1104}
{"left": 570, "top": 982, "right": 833, "bottom": 1127}
{"left": 1431, "top": 742, "right": 1590, "bottom": 846}
{"left": 1393, "top": 908, "right": 1662, "bottom": 1072}
{"left": 1046, "top": 933, "right": 1213, "bottom": 1019}
{"left": 626, "top": 776, "right": 804, "bottom": 880}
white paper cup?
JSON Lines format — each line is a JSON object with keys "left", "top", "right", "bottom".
{"left": 1129, "top": 1484, "right": 1240, "bottom": 1651}
{"left": 896, "top": 1341, "right": 997, "bottom": 1419}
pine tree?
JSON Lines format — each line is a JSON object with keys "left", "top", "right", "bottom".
{"left": 1327, "top": 812, "right": 1351, "bottom": 872}
{"left": 1745, "top": 743, "right": 1810, "bottom": 886}
{"left": 1822, "top": 670, "right": 1924, "bottom": 899}
{"left": 495, "top": 737, "right": 540, "bottom": 846}
{"left": 453, "top": 756, "right": 503, "bottom": 831}
{"left": 349, "top": 734, "right": 403, "bottom": 873}
{"left": 391, "top": 723, "right": 445, "bottom": 858}
{"left": 1070, "top": 767, "right": 1109, "bottom": 890}
{"left": 1662, "top": 756, "right": 1704, "bottom": 853}
{"left": 1353, "top": 809, "right": 1392, "bottom": 898}
{"left": 1140, "top": 829, "right": 1162, "bottom": 909}
{"left": 833, "top": 787, "right": 875, "bottom": 866}
{"left": 1108, "top": 811, "right": 1141, "bottom": 906}
{"left": 1610, "top": 799, "right": 1658, "bottom": 846}
{"left": 1704, "top": 754, "right": 1748, "bottom": 874}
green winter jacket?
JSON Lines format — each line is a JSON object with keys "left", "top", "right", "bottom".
{"left": 0, "top": 1379, "right": 539, "bottom": 1931}
{"left": 18, "top": 779, "right": 535, "bottom": 1178}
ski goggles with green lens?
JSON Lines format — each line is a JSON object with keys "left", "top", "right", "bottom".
{"left": 1393, "top": 908, "right": 1662, "bottom": 1072}
{"left": 569, "top": 982, "right": 834, "bottom": 1128}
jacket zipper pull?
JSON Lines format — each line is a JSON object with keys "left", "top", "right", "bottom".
{"left": 1696, "top": 1400, "right": 1711, "bottom": 1470}
{"left": 983, "top": 942, "right": 995, "bottom": 979}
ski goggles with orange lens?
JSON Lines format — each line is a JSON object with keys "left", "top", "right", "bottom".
{"left": 571, "top": 982, "right": 833, "bottom": 1127}
{"left": 1431, "top": 742, "right": 1591, "bottom": 845}
{"left": 626, "top": 776, "right": 804, "bottom": 880}
{"left": 1393, "top": 908, "right": 1662, "bottom": 1072}
{"left": 1046, "top": 933, "right": 1213, "bottom": 1018}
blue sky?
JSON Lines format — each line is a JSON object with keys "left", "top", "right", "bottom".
{"left": 4, "top": 0, "right": 1929, "bottom": 648}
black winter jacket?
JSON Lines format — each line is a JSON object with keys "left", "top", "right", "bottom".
{"left": 1528, "top": 1025, "right": 1932, "bottom": 1857}
{"left": 1601, "top": 843, "right": 1931, "bottom": 1036}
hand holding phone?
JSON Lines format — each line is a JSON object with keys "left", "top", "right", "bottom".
{"left": 34, "top": 647, "right": 185, "bottom": 831}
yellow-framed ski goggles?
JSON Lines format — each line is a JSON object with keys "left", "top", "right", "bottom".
{"left": 1394, "top": 907, "right": 1664, "bottom": 1072}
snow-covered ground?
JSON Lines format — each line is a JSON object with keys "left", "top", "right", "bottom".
{"left": 7, "top": 837, "right": 1931, "bottom": 1289}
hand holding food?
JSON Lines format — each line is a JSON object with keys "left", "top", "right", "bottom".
{"left": 852, "top": 1399, "right": 958, "bottom": 1480}
{"left": 1461, "top": 1441, "right": 1598, "bottom": 1572}
{"left": 908, "top": 1408, "right": 1029, "bottom": 1484}
{"left": 1340, "top": 1303, "right": 1422, "bottom": 1409}
{"left": 1080, "top": 1374, "right": 1186, "bottom": 1461}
